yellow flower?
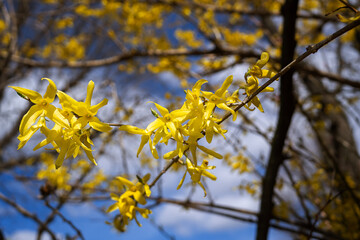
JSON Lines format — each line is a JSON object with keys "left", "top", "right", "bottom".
{"left": 201, "top": 75, "right": 237, "bottom": 121}
{"left": 118, "top": 125, "right": 158, "bottom": 158}
{"left": 119, "top": 102, "right": 190, "bottom": 159}
{"left": 107, "top": 174, "right": 152, "bottom": 228}
{"left": 34, "top": 121, "right": 94, "bottom": 169}
{"left": 147, "top": 102, "right": 189, "bottom": 142}
{"left": 115, "top": 174, "right": 151, "bottom": 205}
{"left": 245, "top": 52, "right": 275, "bottom": 80}
{"left": 177, "top": 158, "right": 217, "bottom": 197}
{"left": 204, "top": 116, "right": 227, "bottom": 144}
{"left": 243, "top": 52, "right": 277, "bottom": 112}
{"left": 183, "top": 79, "right": 207, "bottom": 113}
{"left": 184, "top": 115, "right": 223, "bottom": 166}
{"left": 243, "top": 76, "right": 274, "bottom": 112}
{"left": 17, "top": 116, "right": 46, "bottom": 150}
{"left": 57, "top": 80, "right": 111, "bottom": 132}
{"left": 9, "top": 78, "right": 69, "bottom": 139}
{"left": 36, "top": 153, "right": 71, "bottom": 191}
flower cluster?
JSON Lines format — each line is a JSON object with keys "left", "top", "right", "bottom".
{"left": 10, "top": 78, "right": 111, "bottom": 168}
{"left": 119, "top": 52, "right": 276, "bottom": 196}
{"left": 107, "top": 174, "right": 152, "bottom": 231}
{"left": 119, "top": 75, "right": 240, "bottom": 195}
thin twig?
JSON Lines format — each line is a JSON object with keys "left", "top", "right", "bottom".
{"left": 0, "top": 192, "right": 57, "bottom": 240}
{"left": 218, "top": 18, "right": 360, "bottom": 125}
{"left": 149, "top": 156, "right": 180, "bottom": 188}
{"left": 307, "top": 191, "right": 344, "bottom": 239}
{"left": 153, "top": 197, "right": 338, "bottom": 240}
{"left": 44, "top": 201, "right": 85, "bottom": 240}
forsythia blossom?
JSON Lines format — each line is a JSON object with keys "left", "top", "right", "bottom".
{"left": 10, "top": 79, "right": 111, "bottom": 168}
{"left": 242, "top": 52, "right": 277, "bottom": 112}
{"left": 107, "top": 174, "right": 152, "bottom": 231}
{"left": 177, "top": 158, "right": 217, "bottom": 197}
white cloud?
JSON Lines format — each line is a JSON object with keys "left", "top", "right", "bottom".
{"left": 156, "top": 200, "right": 251, "bottom": 236}
{"left": 9, "top": 230, "right": 59, "bottom": 240}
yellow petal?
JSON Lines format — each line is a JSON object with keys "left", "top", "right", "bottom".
{"left": 189, "top": 144, "right": 198, "bottom": 166}
{"left": 137, "top": 135, "right": 149, "bottom": 157}
{"left": 201, "top": 91, "right": 213, "bottom": 99}
{"left": 119, "top": 125, "right": 146, "bottom": 135}
{"left": 144, "top": 185, "right": 151, "bottom": 197}
{"left": 46, "top": 105, "right": 69, "bottom": 128}
{"left": 197, "top": 145, "right": 223, "bottom": 159}
{"left": 261, "top": 69, "right": 277, "bottom": 79}
{"left": 42, "top": 78, "right": 57, "bottom": 103}
{"left": 150, "top": 102, "right": 169, "bottom": 117}
{"left": 9, "top": 86, "right": 42, "bottom": 103}
{"left": 17, "top": 117, "right": 45, "bottom": 149}
{"left": 134, "top": 191, "right": 146, "bottom": 205}
{"left": 89, "top": 116, "right": 112, "bottom": 132}
{"left": 55, "top": 141, "right": 70, "bottom": 169}
{"left": 262, "top": 86, "right": 274, "bottom": 93}
{"left": 252, "top": 96, "right": 264, "bottom": 112}
{"left": 192, "top": 79, "right": 208, "bottom": 94}
{"left": 149, "top": 138, "right": 159, "bottom": 159}
{"left": 153, "top": 128, "right": 164, "bottom": 145}
{"left": 57, "top": 91, "right": 79, "bottom": 111}
{"left": 146, "top": 118, "right": 163, "bottom": 133}
{"left": 170, "top": 109, "right": 191, "bottom": 121}
{"left": 217, "top": 103, "right": 237, "bottom": 121}
{"left": 215, "top": 75, "right": 233, "bottom": 96}
{"left": 85, "top": 80, "right": 95, "bottom": 106}
{"left": 256, "top": 52, "right": 269, "bottom": 69}
{"left": 33, "top": 134, "right": 54, "bottom": 151}
{"left": 166, "top": 121, "right": 177, "bottom": 136}
{"left": 89, "top": 98, "right": 108, "bottom": 115}
{"left": 205, "top": 128, "right": 214, "bottom": 144}
{"left": 202, "top": 170, "right": 217, "bottom": 181}
{"left": 204, "top": 102, "right": 216, "bottom": 120}
{"left": 19, "top": 105, "right": 43, "bottom": 135}
{"left": 177, "top": 171, "right": 187, "bottom": 190}
{"left": 75, "top": 116, "right": 88, "bottom": 129}
{"left": 163, "top": 150, "right": 178, "bottom": 159}
{"left": 116, "top": 176, "right": 134, "bottom": 188}
{"left": 198, "top": 181, "right": 207, "bottom": 197}
{"left": 106, "top": 203, "right": 118, "bottom": 213}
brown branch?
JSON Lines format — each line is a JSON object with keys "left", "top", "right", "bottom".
{"left": 299, "top": 65, "right": 360, "bottom": 89}
{"left": 307, "top": 191, "right": 344, "bottom": 240}
{"left": 2, "top": 48, "right": 258, "bottom": 68}
{"left": 141, "top": 0, "right": 337, "bottom": 21}
{"left": 0, "top": 192, "right": 57, "bottom": 240}
{"left": 153, "top": 197, "right": 342, "bottom": 240}
{"left": 44, "top": 201, "right": 85, "bottom": 240}
{"left": 149, "top": 156, "right": 180, "bottom": 188}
